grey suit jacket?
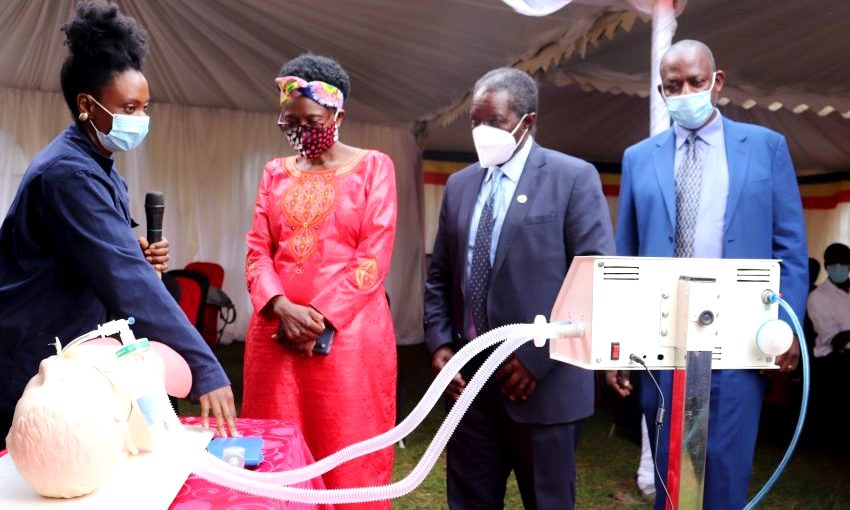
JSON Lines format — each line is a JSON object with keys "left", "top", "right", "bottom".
{"left": 424, "top": 142, "right": 615, "bottom": 424}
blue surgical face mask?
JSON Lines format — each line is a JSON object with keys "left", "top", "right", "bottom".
{"left": 826, "top": 264, "right": 850, "bottom": 284}
{"left": 662, "top": 72, "right": 717, "bottom": 130}
{"left": 88, "top": 95, "right": 150, "bottom": 152}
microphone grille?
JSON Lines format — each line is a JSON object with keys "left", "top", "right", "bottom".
{"left": 145, "top": 191, "right": 165, "bottom": 207}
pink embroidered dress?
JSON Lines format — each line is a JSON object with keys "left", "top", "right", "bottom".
{"left": 244, "top": 149, "right": 397, "bottom": 509}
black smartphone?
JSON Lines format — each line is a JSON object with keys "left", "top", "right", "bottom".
{"left": 313, "top": 324, "right": 335, "bottom": 355}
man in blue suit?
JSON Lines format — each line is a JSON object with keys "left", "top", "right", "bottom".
{"left": 608, "top": 40, "right": 807, "bottom": 510}
{"left": 424, "top": 67, "right": 615, "bottom": 509}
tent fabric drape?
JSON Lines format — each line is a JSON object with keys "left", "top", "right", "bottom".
{"left": 0, "top": 0, "right": 611, "bottom": 125}
{"left": 423, "top": 8, "right": 642, "bottom": 131}
{"left": 540, "top": 62, "right": 850, "bottom": 127}
{"left": 423, "top": 0, "right": 850, "bottom": 174}
{"left": 3, "top": 0, "right": 849, "bottom": 138}
{"left": 502, "top": 0, "right": 688, "bottom": 17}
{"left": 426, "top": 0, "right": 692, "bottom": 129}
{"left": 0, "top": 87, "right": 424, "bottom": 345}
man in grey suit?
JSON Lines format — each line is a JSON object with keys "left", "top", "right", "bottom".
{"left": 424, "top": 67, "right": 615, "bottom": 509}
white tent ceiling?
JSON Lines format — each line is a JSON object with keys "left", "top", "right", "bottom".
{"left": 425, "top": 0, "right": 850, "bottom": 173}
{"left": 2, "top": 0, "right": 850, "bottom": 172}
{"left": 0, "top": 0, "right": 620, "bottom": 123}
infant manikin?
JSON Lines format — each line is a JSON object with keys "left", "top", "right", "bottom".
{"left": 5, "top": 324, "right": 191, "bottom": 499}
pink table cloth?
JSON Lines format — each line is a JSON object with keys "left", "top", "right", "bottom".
{"left": 171, "top": 417, "right": 330, "bottom": 510}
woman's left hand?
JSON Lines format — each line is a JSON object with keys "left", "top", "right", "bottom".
{"left": 138, "top": 236, "right": 170, "bottom": 272}
{"left": 271, "top": 298, "right": 324, "bottom": 350}
{"left": 280, "top": 332, "right": 317, "bottom": 357}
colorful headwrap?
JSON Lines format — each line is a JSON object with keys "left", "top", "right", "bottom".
{"left": 276, "top": 76, "right": 344, "bottom": 110}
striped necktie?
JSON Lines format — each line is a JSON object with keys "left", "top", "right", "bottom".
{"left": 675, "top": 131, "right": 702, "bottom": 258}
{"left": 468, "top": 168, "right": 502, "bottom": 336}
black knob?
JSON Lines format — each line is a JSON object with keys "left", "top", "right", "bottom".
{"left": 698, "top": 310, "right": 715, "bottom": 326}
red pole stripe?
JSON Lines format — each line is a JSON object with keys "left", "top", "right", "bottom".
{"left": 666, "top": 369, "right": 686, "bottom": 510}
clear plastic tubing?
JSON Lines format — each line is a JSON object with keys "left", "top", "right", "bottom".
{"left": 185, "top": 322, "right": 548, "bottom": 503}
{"left": 742, "top": 296, "right": 810, "bottom": 510}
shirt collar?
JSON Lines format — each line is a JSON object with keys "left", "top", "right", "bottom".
{"left": 824, "top": 278, "right": 850, "bottom": 294}
{"left": 66, "top": 122, "right": 115, "bottom": 173}
{"left": 674, "top": 111, "right": 724, "bottom": 150}
{"left": 485, "top": 135, "right": 534, "bottom": 183}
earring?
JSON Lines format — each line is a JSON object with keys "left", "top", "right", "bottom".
{"left": 78, "top": 112, "right": 89, "bottom": 122}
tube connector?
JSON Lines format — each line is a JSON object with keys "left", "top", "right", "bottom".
{"left": 553, "top": 321, "right": 584, "bottom": 338}
{"left": 93, "top": 318, "right": 138, "bottom": 346}
{"left": 761, "top": 289, "right": 779, "bottom": 305}
{"left": 533, "top": 315, "right": 548, "bottom": 347}
{"left": 532, "top": 315, "right": 584, "bottom": 347}
{"left": 61, "top": 317, "right": 139, "bottom": 353}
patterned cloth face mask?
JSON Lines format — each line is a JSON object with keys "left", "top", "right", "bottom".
{"left": 278, "top": 110, "right": 340, "bottom": 160}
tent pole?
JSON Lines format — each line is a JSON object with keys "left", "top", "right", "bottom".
{"left": 650, "top": 0, "right": 677, "bottom": 136}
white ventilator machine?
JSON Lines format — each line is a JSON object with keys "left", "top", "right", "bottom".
{"left": 1, "top": 256, "right": 806, "bottom": 510}
{"left": 548, "top": 256, "right": 801, "bottom": 510}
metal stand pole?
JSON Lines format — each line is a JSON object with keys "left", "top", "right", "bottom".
{"left": 667, "top": 276, "right": 718, "bottom": 510}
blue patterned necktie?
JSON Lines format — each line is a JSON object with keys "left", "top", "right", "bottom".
{"left": 468, "top": 168, "right": 502, "bottom": 336}
{"left": 675, "top": 131, "right": 702, "bottom": 258}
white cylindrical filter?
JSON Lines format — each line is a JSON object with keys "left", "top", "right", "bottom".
{"left": 756, "top": 319, "right": 794, "bottom": 357}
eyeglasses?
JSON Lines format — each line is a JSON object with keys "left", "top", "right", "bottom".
{"left": 276, "top": 111, "right": 333, "bottom": 134}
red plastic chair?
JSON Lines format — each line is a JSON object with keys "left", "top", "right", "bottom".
{"left": 164, "top": 270, "right": 209, "bottom": 333}
{"left": 185, "top": 262, "right": 225, "bottom": 347}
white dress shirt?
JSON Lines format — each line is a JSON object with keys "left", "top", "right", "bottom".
{"left": 463, "top": 135, "right": 533, "bottom": 338}
{"left": 465, "top": 135, "right": 533, "bottom": 277}
{"left": 807, "top": 279, "right": 850, "bottom": 357}
{"left": 673, "top": 112, "right": 729, "bottom": 258}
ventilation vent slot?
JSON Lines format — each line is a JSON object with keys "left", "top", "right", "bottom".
{"left": 603, "top": 265, "right": 640, "bottom": 281}
{"left": 737, "top": 267, "right": 771, "bottom": 283}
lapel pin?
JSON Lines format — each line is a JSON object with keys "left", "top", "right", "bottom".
{"left": 517, "top": 194, "right": 528, "bottom": 204}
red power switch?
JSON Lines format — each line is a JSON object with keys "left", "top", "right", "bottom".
{"left": 610, "top": 342, "right": 620, "bottom": 360}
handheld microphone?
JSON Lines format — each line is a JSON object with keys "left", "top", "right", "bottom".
{"left": 144, "top": 191, "right": 165, "bottom": 244}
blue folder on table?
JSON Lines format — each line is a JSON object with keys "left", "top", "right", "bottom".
{"left": 207, "top": 436, "right": 264, "bottom": 467}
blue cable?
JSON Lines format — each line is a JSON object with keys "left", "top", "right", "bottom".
{"left": 743, "top": 295, "right": 809, "bottom": 510}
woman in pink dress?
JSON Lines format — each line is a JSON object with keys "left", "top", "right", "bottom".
{"left": 243, "top": 54, "right": 397, "bottom": 509}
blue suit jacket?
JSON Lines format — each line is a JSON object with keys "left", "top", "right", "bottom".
{"left": 424, "top": 143, "right": 615, "bottom": 424}
{"left": 616, "top": 116, "right": 808, "bottom": 323}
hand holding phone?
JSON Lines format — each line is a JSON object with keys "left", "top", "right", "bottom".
{"left": 271, "top": 298, "right": 324, "bottom": 345}
{"left": 275, "top": 321, "right": 334, "bottom": 356}
{"left": 313, "top": 324, "right": 335, "bottom": 355}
